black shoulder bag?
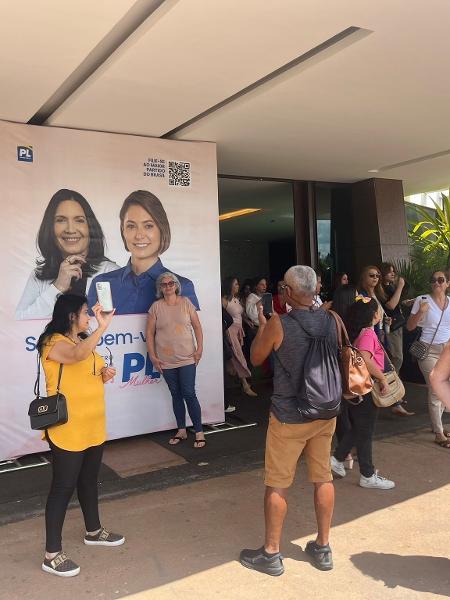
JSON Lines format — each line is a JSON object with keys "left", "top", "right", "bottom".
{"left": 409, "top": 298, "right": 448, "bottom": 361}
{"left": 28, "top": 354, "right": 68, "bottom": 430}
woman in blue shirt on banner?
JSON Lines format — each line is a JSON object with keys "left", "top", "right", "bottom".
{"left": 88, "top": 190, "right": 199, "bottom": 314}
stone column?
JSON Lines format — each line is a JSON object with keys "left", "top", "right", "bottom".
{"left": 351, "top": 178, "right": 409, "bottom": 276}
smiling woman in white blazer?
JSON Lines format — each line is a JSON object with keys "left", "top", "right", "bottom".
{"left": 15, "top": 189, "right": 118, "bottom": 320}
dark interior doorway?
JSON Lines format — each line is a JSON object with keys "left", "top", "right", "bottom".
{"left": 218, "top": 178, "right": 295, "bottom": 289}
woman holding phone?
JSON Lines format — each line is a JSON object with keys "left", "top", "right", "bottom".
{"left": 16, "top": 189, "right": 118, "bottom": 320}
{"left": 407, "top": 270, "right": 450, "bottom": 447}
{"left": 88, "top": 190, "right": 199, "bottom": 315}
{"left": 37, "top": 294, "right": 123, "bottom": 577}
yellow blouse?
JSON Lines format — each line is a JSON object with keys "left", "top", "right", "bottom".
{"left": 41, "top": 333, "right": 106, "bottom": 451}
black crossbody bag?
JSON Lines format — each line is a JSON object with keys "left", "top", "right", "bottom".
{"left": 28, "top": 354, "right": 68, "bottom": 430}
{"left": 409, "top": 298, "right": 448, "bottom": 361}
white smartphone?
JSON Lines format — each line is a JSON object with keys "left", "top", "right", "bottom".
{"left": 95, "top": 281, "right": 114, "bottom": 312}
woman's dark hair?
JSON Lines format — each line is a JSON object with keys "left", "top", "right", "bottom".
{"left": 252, "top": 276, "right": 267, "bottom": 292}
{"left": 35, "top": 189, "right": 108, "bottom": 281}
{"left": 380, "top": 262, "right": 395, "bottom": 279}
{"left": 222, "top": 276, "right": 238, "bottom": 300}
{"left": 119, "top": 190, "right": 171, "bottom": 254}
{"left": 332, "top": 285, "right": 357, "bottom": 320}
{"left": 345, "top": 298, "right": 379, "bottom": 343}
{"left": 36, "top": 294, "right": 87, "bottom": 354}
{"left": 333, "top": 271, "right": 349, "bottom": 289}
{"left": 431, "top": 269, "right": 448, "bottom": 281}
{"left": 239, "top": 278, "right": 252, "bottom": 302}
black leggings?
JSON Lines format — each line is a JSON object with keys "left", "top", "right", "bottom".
{"left": 45, "top": 437, "right": 104, "bottom": 553}
{"left": 333, "top": 393, "right": 378, "bottom": 478}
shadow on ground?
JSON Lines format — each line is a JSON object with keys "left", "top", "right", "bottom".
{"left": 351, "top": 552, "right": 450, "bottom": 597}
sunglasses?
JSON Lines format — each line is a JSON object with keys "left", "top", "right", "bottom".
{"left": 93, "top": 347, "right": 113, "bottom": 376}
{"left": 368, "top": 273, "right": 380, "bottom": 279}
{"left": 161, "top": 281, "right": 175, "bottom": 288}
{"left": 430, "top": 276, "right": 446, "bottom": 284}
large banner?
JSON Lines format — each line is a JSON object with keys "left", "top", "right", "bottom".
{"left": 0, "top": 121, "right": 223, "bottom": 461}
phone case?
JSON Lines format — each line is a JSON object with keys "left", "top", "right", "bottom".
{"left": 96, "top": 282, "right": 113, "bottom": 312}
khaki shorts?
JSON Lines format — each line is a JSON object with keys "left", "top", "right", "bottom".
{"left": 264, "top": 413, "right": 336, "bottom": 488}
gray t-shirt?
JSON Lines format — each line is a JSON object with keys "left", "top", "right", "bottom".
{"left": 271, "top": 308, "right": 338, "bottom": 423}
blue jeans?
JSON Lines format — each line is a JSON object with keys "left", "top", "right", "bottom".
{"left": 162, "top": 364, "right": 203, "bottom": 433}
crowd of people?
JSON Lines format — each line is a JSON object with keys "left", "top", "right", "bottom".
{"left": 35, "top": 259, "right": 450, "bottom": 577}
{"left": 239, "top": 264, "right": 450, "bottom": 576}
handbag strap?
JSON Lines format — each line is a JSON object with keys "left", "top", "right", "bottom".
{"left": 426, "top": 297, "right": 448, "bottom": 347}
{"left": 34, "top": 353, "right": 63, "bottom": 397}
{"left": 378, "top": 341, "right": 395, "bottom": 373}
{"left": 328, "top": 310, "right": 351, "bottom": 349}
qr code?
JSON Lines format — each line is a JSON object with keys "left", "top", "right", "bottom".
{"left": 168, "top": 161, "right": 191, "bottom": 187}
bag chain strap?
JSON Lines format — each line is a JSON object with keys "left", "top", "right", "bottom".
{"left": 34, "top": 353, "right": 63, "bottom": 398}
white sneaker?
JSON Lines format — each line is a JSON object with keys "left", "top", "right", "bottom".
{"left": 225, "top": 405, "right": 236, "bottom": 413}
{"left": 330, "top": 456, "right": 346, "bottom": 478}
{"left": 359, "top": 471, "right": 395, "bottom": 490}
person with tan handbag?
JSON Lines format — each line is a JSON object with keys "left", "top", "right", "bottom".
{"left": 331, "top": 296, "right": 395, "bottom": 490}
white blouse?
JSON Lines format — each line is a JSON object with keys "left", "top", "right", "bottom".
{"left": 15, "top": 259, "right": 119, "bottom": 320}
{"left": 411, "top": 294, "right": 450, "bottom": 345}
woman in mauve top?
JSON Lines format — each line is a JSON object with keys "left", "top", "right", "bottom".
{"left": 331, "top": 297, "right": 395, "bottom": 490}
{"left": 221, "top": 276, "right": 257, "bottom": 397}
{"left": 146, "top": 272, "right": 206, "bottom": 448}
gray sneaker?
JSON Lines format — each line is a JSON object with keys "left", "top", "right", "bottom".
{"left": 239, "top": 546, "right": 284, "bottom": 576}
{"left": 42, "top": 552, "right": 80, "bottom": 577}
{"left": 84, "top": 527, "right": 125, "bottom": 546}
{"left": 305, "top": 540, "right": 333, "bottom": 571}
{"left": 359, "top": 471, "right": 395, "bottom": 490}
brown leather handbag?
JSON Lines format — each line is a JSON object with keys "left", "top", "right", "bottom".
{"left": 329, "top": 310, "right": 373, "bottom": 402}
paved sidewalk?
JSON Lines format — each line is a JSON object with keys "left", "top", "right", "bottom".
{"left": 2, "top": 427, "right": 450, "bottom": 600}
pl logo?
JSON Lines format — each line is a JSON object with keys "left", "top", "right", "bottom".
{"left": 17, "top": 146, "right": 33, "bottom": 162}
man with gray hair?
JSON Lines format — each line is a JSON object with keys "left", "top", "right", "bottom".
{"left": 240, "top": 265, "right": 339, "bottom": 576}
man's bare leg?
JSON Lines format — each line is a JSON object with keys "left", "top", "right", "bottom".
{"left": 313, "top": 481, "right": 334, "bottom": 546}
{"left": 264, "top": 486, "right": 288, "bottom": 553}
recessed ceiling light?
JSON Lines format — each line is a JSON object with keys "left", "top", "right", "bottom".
{"left": 368, "top": 169, "right": 379, "bottom": 173}
{"left": 219, "top": 208, "right": 261, "bottom": 221}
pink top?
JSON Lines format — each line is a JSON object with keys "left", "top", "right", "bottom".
{"left": 149, "top": 297, "right": 197, "bottom": 369}
{"left": 225, "top": 297, "right": 244, "bottom": 325}
{"left": 354, "top": 327, "right": 385, "bottom": 371}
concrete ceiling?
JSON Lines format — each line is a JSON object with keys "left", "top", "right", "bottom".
{"left": 1, "top": 0, "right": 449, "bottom": 195}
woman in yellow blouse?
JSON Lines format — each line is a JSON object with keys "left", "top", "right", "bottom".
{"left": 36, "top": 293, "right": 124, "bottom": 577}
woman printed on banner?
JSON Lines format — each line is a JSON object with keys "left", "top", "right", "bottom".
{"left": 15, "top": 189, "right": 119, "bottom": 320}
{"left": 88, "top": 190, "right": 199, "bottom": 315}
